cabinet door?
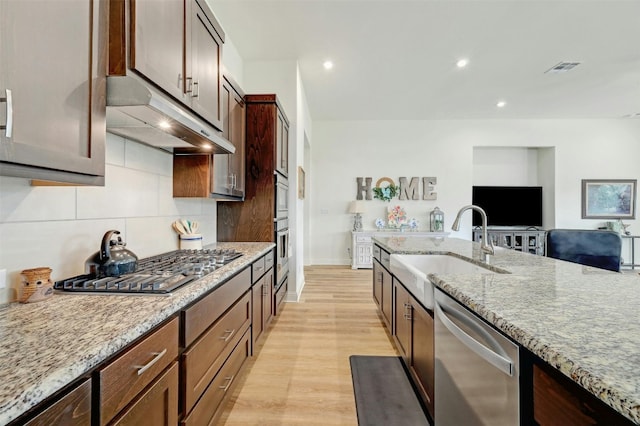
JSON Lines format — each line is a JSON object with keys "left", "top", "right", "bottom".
{"left": 130, "top": 0, "right": 185, "bottom": 102}
{"left": 111, "top": 362, "right": 179, "bottom": 426}
{"left": 0, "top": 0, "right": 105, "bottom": 182}
{"left": 212, "top": 82, "right": 231, "bottom": 196}
{"left": 275, "top": 110, "right": 288, "bottom": 176}
{"left": 381, "top": 265, "right": 393, "bottom": 329}
{"left": 25, "top": 378, "right": 91, "bottom": 426}
{"left": 393, "top": 281, "right": 411, "bottom": 361}
{"left": 372, "top": 260, "right": 383, "bottom": 308}
{"left": 410, "top": 300, "right": 435, "bottom": 419}
{"left": 186, "top": 0, "right": 223, "bottom": 130}
{"left": 229, "top": 87, "right": 245, "bottom": 194}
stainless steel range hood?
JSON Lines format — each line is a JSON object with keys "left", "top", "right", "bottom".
{"left": 106, "top": 75, "right": 235, "bottom": 154}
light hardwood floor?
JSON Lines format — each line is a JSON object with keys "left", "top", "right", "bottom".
{"left": 218, "top": 265, "right": 398, "bottom": 425}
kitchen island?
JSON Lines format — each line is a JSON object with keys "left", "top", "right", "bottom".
{"left": 374, "top": 235, "right": 640, "bottom": 425}
{"left": 0, "top": 242, "right": 274, "bottom": 425}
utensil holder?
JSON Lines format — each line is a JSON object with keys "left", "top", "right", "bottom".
{"left": 180, "top": 234, "right": 203, "bottom": 250}
{"left": 19, "top": 267, "right": 54, "bottom": 303}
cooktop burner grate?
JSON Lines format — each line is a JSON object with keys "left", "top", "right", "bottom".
{"left": 54, "top": 248, "right": 243, "bottom": 295}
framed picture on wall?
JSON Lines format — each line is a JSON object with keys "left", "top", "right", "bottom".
{"left": 581, "top": 179, "right": 637, "bottom": 219}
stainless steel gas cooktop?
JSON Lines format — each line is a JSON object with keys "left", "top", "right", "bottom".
{"left": 54, "top": 249, "right": 242, "bottom": 295}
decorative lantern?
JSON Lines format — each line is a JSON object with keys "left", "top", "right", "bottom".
{"left": 430, "top": 207, "right": 444, "bottom": 232}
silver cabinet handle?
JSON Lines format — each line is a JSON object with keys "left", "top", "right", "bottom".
{"left": 435, "top": 298, "right": 513, "bottom": 376}
{"left": 185, "top": 77, "right": 193, "bottom": 93}
{"left": 192, "top": 81, "right": 199, "bottom": 98}
{"left": 219, "top": 375, "right": 235, "bottom": 392}
{"left": 1, "top": 89, "right": 13, "bottom": 138}
{"left": 219, "top": 329, "right": 235, "bottom": 342}
{"left": 135, "top": 348, "right": 167, "bottom": 376}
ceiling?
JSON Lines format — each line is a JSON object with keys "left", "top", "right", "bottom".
{"left": 209, "top": 0, "right": 640, "bottom": 121}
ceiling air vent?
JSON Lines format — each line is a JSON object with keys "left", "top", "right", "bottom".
{"left": 545, "top": 62, "right": 581, "bottom": 74}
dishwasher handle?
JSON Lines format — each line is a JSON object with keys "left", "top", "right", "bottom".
{"left": 435, "top": 296, "right": 514, "bottom": 376}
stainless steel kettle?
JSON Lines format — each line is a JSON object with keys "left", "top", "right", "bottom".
{"left": 85, "top": 230, "right": 138, "bottom": 278}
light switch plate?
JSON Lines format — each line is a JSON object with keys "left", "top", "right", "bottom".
{"left": 0, "top": 269, "right": 6, "bottom": 289}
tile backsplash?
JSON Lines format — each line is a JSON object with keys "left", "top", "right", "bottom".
{"left": 0, "top": 134, "right": 218, "bottom": 303}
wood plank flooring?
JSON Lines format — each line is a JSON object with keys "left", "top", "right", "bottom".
{"left": 218, "top": 266, "right": 398, "bottom": 425}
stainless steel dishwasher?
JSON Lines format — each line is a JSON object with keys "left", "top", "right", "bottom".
{"left": 434, "top": 288, "right": 519, "bottom": 425}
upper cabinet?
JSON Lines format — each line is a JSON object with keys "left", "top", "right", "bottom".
{"left": 112, "top": 0, "right": 225, "bottom": 130}
{"left": 0, "top": 0, "right": 107, "bottom": 185}
{"left": 173, "top": 75, "right": 246, "bottom": 200}
{"left": 276, "top": 108, "right": 289, "bottom": 177}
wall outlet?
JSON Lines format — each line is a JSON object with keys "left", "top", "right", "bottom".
{"left": 0, "top": 269, "right": 6, "bottom": 289}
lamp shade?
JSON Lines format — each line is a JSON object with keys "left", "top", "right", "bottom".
{"left": 348, "top": 200, "right": 367, "bottom": 214}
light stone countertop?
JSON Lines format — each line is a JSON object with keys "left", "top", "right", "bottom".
{"left": 374, "top": 235, "right": 640, "bottom": 425}
{"left": 0, "top": 242, "right": 274, "bottom": 426}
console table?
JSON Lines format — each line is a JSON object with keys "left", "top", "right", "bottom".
{"left": 472, "top": 228, "right": 547, "bottom": 256}
{"left": 622, "top": 235, "right": 639, "bottom": 270}
{"left": 351, "top": 230, "right": 449, "bottom": 269}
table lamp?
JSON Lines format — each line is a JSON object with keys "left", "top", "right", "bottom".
{"left": 349, "top": 201, "right": 366, "bottom": 231}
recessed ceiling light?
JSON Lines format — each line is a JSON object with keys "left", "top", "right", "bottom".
{"left": 158, "top": 120, "right": 171, "bottom": 129}
{"left": 323, "top": 60, "right": 334, "bottom": 70}
{"left": 456, "top": 58, "right": 469, "bottom": 68}
{"left": 496, "top": 101, "right": 507, "bottom": 108}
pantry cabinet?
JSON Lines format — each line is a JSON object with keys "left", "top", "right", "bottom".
{"left": 110, "top": 0, "right": 225, "bottom": 129}
{"left": 0, "top": 0, "right": 106, "bottom": 185}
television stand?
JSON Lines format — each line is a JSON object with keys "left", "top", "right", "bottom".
{"left": 472, "top": 227, "right": 546, "bottom": 256}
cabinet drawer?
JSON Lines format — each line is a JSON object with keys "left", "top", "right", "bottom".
{"left": 252, "top": 256, "right": 267, "bottom": 282}
{"left": 380, "top": 249, "right": 391, "bottom": 270}
{"left": 111, "top": 362, "right": 178, "bottom": 426}
{"left": 97, "top": 317, "right": 179, "bottom": 426}
{"left": 25, "top": 378, "right": 91, "bottom": 426}
{"left": 182, "top": 267, "right": 251, "bottom": 347}
{"left": 265, "top": 249, "right": 275, "bottom": 271}
{"left": 357, "top": 236, "right": 372, "bottom": 243}
{"left": 275, "top": 277, "right": 287, "bottom": 315}
{"left": 181, "top": 330, "right": 251, "bottom": 426}
{"left": 182, "top": 290, "right": 251, "bottom": 414}
{"left": 373, "top": 244, "right": 381, "bottom": 262}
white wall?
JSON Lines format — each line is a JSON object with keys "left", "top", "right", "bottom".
{"left": 0, "top": 134, "right": 218, "bottom": 303}
{"left": 310, "top": 119, "right": 640, "bottom": 265}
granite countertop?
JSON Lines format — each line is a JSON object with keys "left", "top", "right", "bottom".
{"left": 374, "top": 235, "right": 640, "bottom": 424}
{"left": 0, "top": 242, "right": 274, "bottom": 425}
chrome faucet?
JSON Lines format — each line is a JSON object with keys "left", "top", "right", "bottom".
{"left": 452, "top": 205, "right": 495, "bottom": 255}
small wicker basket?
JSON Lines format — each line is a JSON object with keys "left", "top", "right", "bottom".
{"left": 19, "top": 267, "right": 53, "bottom": 303}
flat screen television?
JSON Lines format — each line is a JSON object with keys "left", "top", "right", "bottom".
{"left": 472, "top": 186, "right": 543, "bottom": 227}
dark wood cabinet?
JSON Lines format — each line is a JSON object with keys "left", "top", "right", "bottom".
{"left": 110, "top": 0, "right": 224, "bottom": 129}
{"left": 96, "top": 317, "right": 179, "bottom": 425}
{"left": 532, "top": 361, "right": 634, "bottom": 426}
{"left": 393, "top": 279, "right": 411, "bottom": 359}
{"left": 23, "top": 378, "right": 92, "bottom": 426}
{"left": 0, "top": 0, "right": 106, "bottom": 185}
{"left": 392, "top": 279, "right": 434, "bottom": 420}
{"left": 111, "top": 362, "right": 179, "bottom": 426}
{"left": 276, "top": 109, "right": 289, "bottom": 177}
{"left": 252, "top": 264, "right": 274, "bottom": 350}
{"left": 172, "top": 75, "right": 245, "bottom": 199}
{"left": 217, "top": 94, "right": 290, "bottom": 242}
{"left": 180, "top": 266, "right": 252, "bottom": 423}
{"left": 372, "top": 244, "right": 392, "bottom": 329}
{"left": 372, "top": 260, "right": 383, "bottom": 308}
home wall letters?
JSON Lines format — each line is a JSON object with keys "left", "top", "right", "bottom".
{"left": 356, "top": 176, "right": 437, "bottom": 201}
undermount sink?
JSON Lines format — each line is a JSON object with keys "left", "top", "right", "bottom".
{"left": 390, "top": 254, "right": 502, "bottom": 308}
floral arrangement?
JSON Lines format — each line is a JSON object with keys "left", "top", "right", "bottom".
{"left": 372, "top": 183, "right": 399, "bottom": 202}
{"left": 387, "top": 205, "right": 407, "bottom": 227}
